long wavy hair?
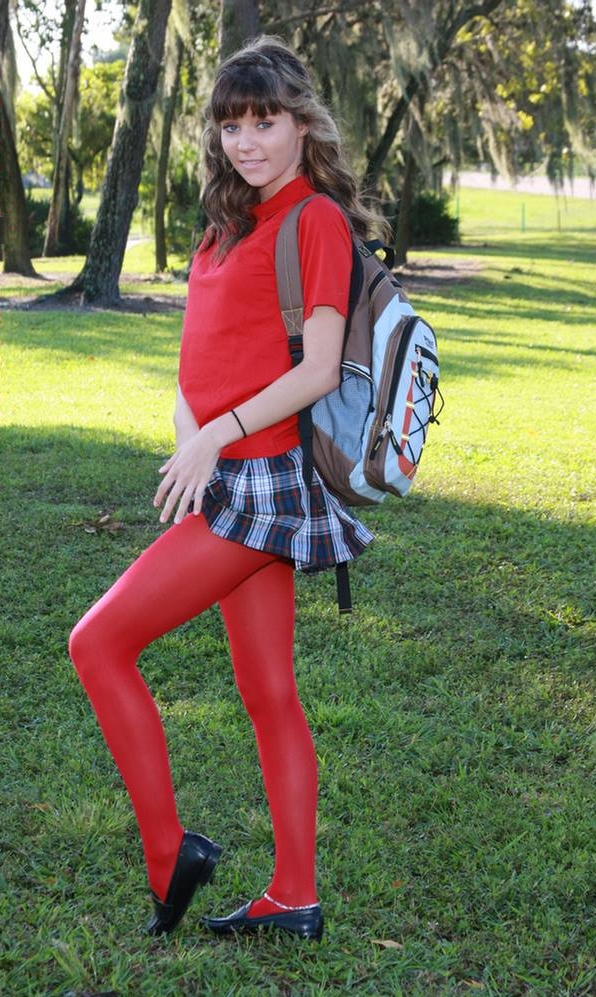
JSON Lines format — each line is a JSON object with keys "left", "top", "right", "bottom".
{"left": 202, "top": 36, "right": 388, "bottom": 258}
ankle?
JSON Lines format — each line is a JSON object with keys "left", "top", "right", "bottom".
{"left": 262, "top": 890, "right": 319, "bottom": 911}
{"left": 146, "top": 828, "right": 184, "bottom": 902}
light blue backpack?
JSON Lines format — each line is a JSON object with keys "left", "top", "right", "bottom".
{"left": 276, "top": 196, "right": 443, "bottom": 508}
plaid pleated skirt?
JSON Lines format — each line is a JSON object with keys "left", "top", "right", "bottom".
{"left": 201, "top": 445, "right": 373, "bottom": 573}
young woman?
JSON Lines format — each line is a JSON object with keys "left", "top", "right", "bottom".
{"left": 69, "top": 35, "right": 384, "bottom": 943}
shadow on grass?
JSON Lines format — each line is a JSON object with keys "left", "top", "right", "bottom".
{"left": 0, "top": 301, "right": 182, "bottom": 369}
{"left": 426, "top": 270, "right": 595, "bottom": 326}
{"left": 459, "top": 235, "right": 596, "bottom": 266}
{"left": 3, "top": 423, "right": 594, "bottom": 670}
{"left": 415, "top": 266, "right": 594, "bottom": 381}
{"left": 2, "top": 269, "right": 592, "bottom": 407}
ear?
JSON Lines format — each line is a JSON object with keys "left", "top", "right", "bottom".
{"left": 297, "top": 121, "right": 309, "bottom": 138}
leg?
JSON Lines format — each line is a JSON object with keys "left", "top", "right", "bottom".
{"left": 69, "top": 514, "right": 277, "bottom": 900}
{"left": 220, "top": 559, "right": 319, "bottom": 913}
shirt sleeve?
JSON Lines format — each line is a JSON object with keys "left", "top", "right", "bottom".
{"left": 297, "top": 196, "right": 353, "bottom": 321}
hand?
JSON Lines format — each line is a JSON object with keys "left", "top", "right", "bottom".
{"left": 153, "top": 427, "right": 221, "bottom": 525}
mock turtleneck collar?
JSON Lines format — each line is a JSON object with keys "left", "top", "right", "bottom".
{"left": 251, "top": 175, "right": 315, "bottom": 222}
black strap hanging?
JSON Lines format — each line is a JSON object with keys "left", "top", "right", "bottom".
{"left": 335, "top": 562, "right": 352, "bottom": 614}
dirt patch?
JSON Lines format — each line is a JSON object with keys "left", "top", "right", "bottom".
{"left": 7, "top": 291, "right": 187, "bottom": 314}
{"left": 0, "top": 272, "right": 187, "bottom": 313}
{"left": 0, "top": 256, "right": 481, "bottom": 313}
{"left": 395, "top": 256, "right": 483, "bottom": 295}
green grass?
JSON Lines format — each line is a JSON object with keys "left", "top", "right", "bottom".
{"left": 456, "top": 186, "right": 596, "bottom": 236}
{"left": 0, "top": 240, "right": 189, "bottom": 299}
{"left": 1, "top": 189, "right": 595, "bottom": 995}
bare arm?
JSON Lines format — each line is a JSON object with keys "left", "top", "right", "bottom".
{"left": 154, "top": 305, "right": 344, "bottom": 524}
{"left": 174, "top": 384, "right": 199, "bottom": 447}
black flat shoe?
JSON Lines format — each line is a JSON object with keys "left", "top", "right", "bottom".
{"left": 147, "top": 830, "right": 222, "bottom": 936}
{"left": 203, "top": 897, "right": 324, "bottom": 941}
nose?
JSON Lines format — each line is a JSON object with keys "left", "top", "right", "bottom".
{"left": 237, "top": 128, "right": 256, "bottom": 152}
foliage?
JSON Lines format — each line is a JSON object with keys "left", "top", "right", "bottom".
{"left": 77, "top": 60, "right": 125, "bottom": 190}
{"left": 1, "top": 200, "right": 595, "bottom": 995}
{"left": 140, "top": 1, "right": 218, "bottom": 266}
{"left": 409, "top": 190, "right": 460, "bottom": 246}
{"left": 9, "top": 1, "right": 596, "bottom": 274}
{"left": 23, "top": 192, "right": 94, "bottom": 256}
{"left": 1, "top": 0, "right": 36, "bottom": 275}
{"left": 13, "top": 0, "right": 67, "bottom": 98}
{"left": 15, "top": 89, "right": 53, "bottom": 177}
{"left": 166, "top": 165, "right": 204, "bottom": 253}
{"left": 413, "top": 0, "right": 596, "bottom": 185}
{"left": 66, "top": 0, "right": 174, "bottom": 303}
{"left": 381, "top": 189, "right": 460, "bottom": 247}
{"left": 265, "top": 0, "right": 596, "bottom": 197}
{"left": 16, "top": 59, "right": 124, "bottom": 192}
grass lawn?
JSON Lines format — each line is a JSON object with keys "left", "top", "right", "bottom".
{"left": 0, "top": 188, "right": 595, "bottom": 996}
{"left": 455, "top": 185, "right": 596, "bottom": 236}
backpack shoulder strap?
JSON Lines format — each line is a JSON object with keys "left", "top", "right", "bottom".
{"left": 275, "top": 194, "right": 319, "bottom": 341}
{"left": 274, "top": 194, "right": 358, "bottom": 615}
{"left": 275, "top": 194, "right": 365, "bottom": 354}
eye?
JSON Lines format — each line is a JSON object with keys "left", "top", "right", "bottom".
{"left": 256, "top": 120, "right": 273, "bottom": 129}
{"left": 221, "top": 122, "right": 238, "bottom": 134}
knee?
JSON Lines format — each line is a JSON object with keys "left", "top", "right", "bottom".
{"left": 69, "top": 616, "right": 89, "bottom": 674}
{"left": 69, "top": 611, "right": 103, "bottom": 683}
{"left": 235, "top": 666, "right": 299, "bottom": 721}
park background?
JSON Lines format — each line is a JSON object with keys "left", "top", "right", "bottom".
{"left": 1, "top": 2, "right": 596, "bottom": 996}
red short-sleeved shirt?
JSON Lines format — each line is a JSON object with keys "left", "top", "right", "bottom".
{"left": 178, "top": 175, "right": 352, "bottom": 459}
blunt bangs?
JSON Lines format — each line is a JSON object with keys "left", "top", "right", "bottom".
{"left": 211, "top": 64, "right": 291, "bottom": 123}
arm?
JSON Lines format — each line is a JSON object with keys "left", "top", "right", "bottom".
{"left": 222, "top": 304, "right": 343, "bottom": 436}
{"left": 154, "top": 304, "right": 344, "bottom": 524}
{"left": 174, "top": 384, "right": 200, "bottom": 447}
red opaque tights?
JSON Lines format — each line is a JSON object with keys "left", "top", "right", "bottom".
{"left": 69, "top": 514, "right": 318, "bottom": 908}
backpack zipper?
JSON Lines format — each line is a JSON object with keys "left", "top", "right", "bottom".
{"left": 341, "top": 360, "right": 373, "bottom": 384}
{"left": 370, "top": 415, "right": 400, "bottom": 458}
{"left": 369, "top": 316, "right": 438, "bottom": 460}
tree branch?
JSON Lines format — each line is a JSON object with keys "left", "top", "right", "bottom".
{"left": 13, "top": 7, "right": 54, "bottom": 99}
{"left": 267, "top": 3, "right": 364, "bottom": 31}
{"left": 443, "top": 0, "right": 503, "bottom": 48}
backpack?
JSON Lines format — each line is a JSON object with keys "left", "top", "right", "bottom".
{"left": 276, "top": 195, "right": 443, "bottom": 505}
{"left": 275, "top": 195, "right": 443, "bottom": 612}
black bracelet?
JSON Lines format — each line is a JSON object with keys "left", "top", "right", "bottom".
{"left": 230, "top": 408, "right": 247, "bottom": 438}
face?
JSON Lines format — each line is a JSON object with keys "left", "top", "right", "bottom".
{"left": 220, "top": 109, "right": 308, "bottom": 202}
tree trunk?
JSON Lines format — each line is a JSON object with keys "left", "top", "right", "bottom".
{"left": 219, "top": 0, "right": 261, "bottom": 61}
{"left": 68, "top": 0, "right": 173, "bottom": 305}
{"left": 363, "top": 79, "right": 419, "bottom": 195}
{"left": 0, "top": 0, "right": 36, "bottom": 275}
{"left": 52, "top": 0, "right": 77, "bottom": 164}
{"left": 0, "top": 95, "right": 36, "bottom": 274}
{"left": 394, "top": 149, "right": 416, "bottom": 266}
{"left": 154, "top": 30, "right": 183, "bottom": 273}
{"left": 43, "top": 0, "right": 86, "bottom": 256}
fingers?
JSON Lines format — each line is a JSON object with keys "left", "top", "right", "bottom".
{"left": 157, "top": 483, "right": 179, "bottom": 523}
{"left": 153, "top": 470, "right": 172, "bottom": 511}
{"left": 154, "top": 467, "right": 207, "bottom": 525}
{"left": 192, "top": 482, "right": 204, "bottom": 516}
{"left": 153, "top": 438, "right": 216, "bottom": 524}
{"left": 153, "top": 455, "right": 176, "bottom": 508}
{"left": 159, "top": 477, "right": 189, "bottom": 524}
